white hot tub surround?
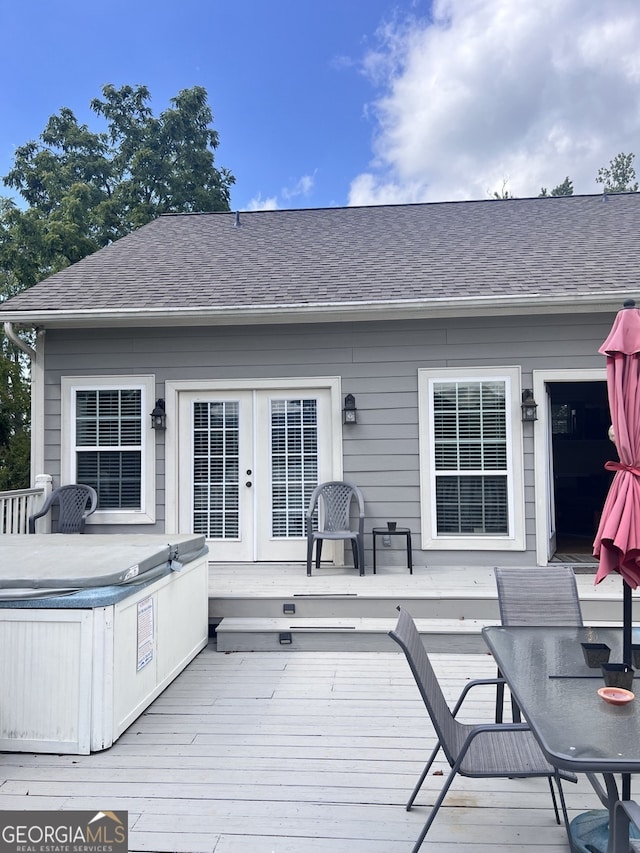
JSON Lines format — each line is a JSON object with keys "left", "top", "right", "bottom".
{"left": 0, "top": 534, "right": 209, "bottom": 754}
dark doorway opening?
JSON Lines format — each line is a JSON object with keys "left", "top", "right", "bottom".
{"left": 549, "top": 381, "right": 613, "bottom": 556}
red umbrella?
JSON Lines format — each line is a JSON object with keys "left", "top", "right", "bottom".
{"left": 593, "top": 299, "right": 640, "bottom": 668}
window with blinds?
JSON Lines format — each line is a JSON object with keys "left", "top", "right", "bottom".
{"left": 433, "top": 380, "right": 508, "bottom": 535}
{"left": 418, "top": 367, "right": 525, "bottom": 551}
{"left": 75, "top": 389, "right": 143, "bottom": 510}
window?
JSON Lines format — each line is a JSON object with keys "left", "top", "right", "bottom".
{"left": 418, "top": 367, "right": 524, "bottom": 550}
{"left": 62, "top": 376, "right": 156, "bottom": 524}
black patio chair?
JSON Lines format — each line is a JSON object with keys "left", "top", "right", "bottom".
{"left": 28, "top": 484, "right": 98, "bottom": 533}
{"left": 305, "top": 481, "right": 365, "bottom": 576}
{"left": 389, "top": 606, "right": 573, "bottom": 853}
{"left": 494, "top": 566, "right": 583, "bottom": 723}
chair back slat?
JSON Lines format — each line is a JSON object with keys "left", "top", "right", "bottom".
{"left": 389, "top": 607, "right": 462, "bottom": 765}
{"left": 316, "top": 482, "right": 359, "bottom": 531}
{"left": 56, "top": 486, "right": 97, "bottom": 533}
{"left": 494, "top": 567, "right": 583, "bottom": 627}
{"left": 28, "top": 484, "right": 97, "bottom": 534}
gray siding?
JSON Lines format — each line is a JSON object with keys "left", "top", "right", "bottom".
{"left": 42, "top": 310, "right": 614, "bottom": 566}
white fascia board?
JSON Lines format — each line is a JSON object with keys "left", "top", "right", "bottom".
{"left": 0, "top": 290, "right": 629, "bottom": 329}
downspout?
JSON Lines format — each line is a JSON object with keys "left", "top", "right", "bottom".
{"left": 3, "top": 322, "right": 44, "bottom": 486}
{"left": 3, "top": 322, "right": 35, "bottom": 360}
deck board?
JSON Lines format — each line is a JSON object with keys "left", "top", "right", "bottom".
{"left": 0, "top": 644, "right": 603, "bottom": 852}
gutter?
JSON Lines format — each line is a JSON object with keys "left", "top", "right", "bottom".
{"left": 0, "top": 290, "right": 629, "bottom": 330}
{"left": 3, "top": 322, "right": 36, "bottom": 359}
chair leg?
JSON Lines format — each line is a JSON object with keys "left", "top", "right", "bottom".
{"left": 552, "top": 774, "right": 575, "bottom": 852}
{"left": 510, "top": 695, "right": 522, "bottom": 723}
{"left": 547, "top": 777, "right": 561, "bottom": 825}
{"left": 315, "top": 538, "right": 323, "bottom": 568}
{"left": 350, "top": 539, "right": 359, "bottom": 573}
{"left": 306, "top": 537, "right": 314, "bottom": 576}
{"left": 406, "top": 741, "right": 442, "bottom": 810}
{"left": 496, "top": 666, "right": 522, "bottom": 723}
{"left": 409, "top": 764, "right": 458, "bottom": 853}
{"left": 495, "top": 667, "right": 504, "bottom": 723}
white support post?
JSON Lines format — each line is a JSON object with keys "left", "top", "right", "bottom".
{"left": 33, "top": 474, "right": 53, "bottom": 533}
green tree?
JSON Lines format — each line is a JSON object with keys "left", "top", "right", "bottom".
{"left": 4, "top": 84, "right": 234, "bottom": 278}
{"left": 0, "top": 83, "right": 234, "bottom": 488}
{"left": 596, "top": 152, "right": 638, "bottom": 194}
{"left": 539, "top": 177, "right": 573, "bottom": 197}
{"left": 0, "top": 337, "right": 31, "bottom": 490}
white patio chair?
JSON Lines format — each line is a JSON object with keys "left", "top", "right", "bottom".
{"left": 389, "top": 606, "right": 574, "bottom": 853}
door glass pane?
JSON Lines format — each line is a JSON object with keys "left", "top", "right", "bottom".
{"left": 193, "top": 401, "right": 240, "bottom": 538}
{"left": 271, "top": 398, "right": 318, "bottom": 538}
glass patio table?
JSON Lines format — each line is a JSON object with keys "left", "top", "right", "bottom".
{"left": 483, "top": 625, "right": 640, "bottom": 853}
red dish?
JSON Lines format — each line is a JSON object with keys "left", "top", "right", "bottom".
{"left": 598, "top": 687, "right": 635, "bottom": 706}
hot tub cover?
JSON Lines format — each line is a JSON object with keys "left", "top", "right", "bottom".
{"left": 0, "top": 534, "right": 207, "bottom": 593}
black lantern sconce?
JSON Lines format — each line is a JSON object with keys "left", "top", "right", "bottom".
{"left": 521, "top": 389, "right": 538, "bottom": 422}
{"left": 150, "top": 398, "right": 166, "bottom": 431}
{"left": 343, "top": 393, "right": 357, "bottom": 424}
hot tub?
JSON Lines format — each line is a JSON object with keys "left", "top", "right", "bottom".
{"left": 0, "top": 534, "right": 209, "bottom": 754}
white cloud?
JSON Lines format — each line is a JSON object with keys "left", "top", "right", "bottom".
{"left": 350, "top": 0, "right": 640, "bottom": 204}
{"left": 245, "top": 173, "right": 315, "bottom": 211}
{"left": 246, "top": 193, "right": 279, "bottom": 211}
{"left": 282, "top": 172, "right": 316, "bottom": 201}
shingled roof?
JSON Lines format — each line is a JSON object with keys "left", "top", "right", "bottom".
{"left": 2, "top": 193, "right": 638, "bottom": 328}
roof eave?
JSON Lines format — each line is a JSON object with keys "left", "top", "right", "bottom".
{"left": 0, "top": 291, "right": 628, "bottom": 329}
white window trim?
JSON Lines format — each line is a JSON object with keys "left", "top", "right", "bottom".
{"left": 61, "top": 375, "right": 156, "bottom": 525}
{"left": 418, "top": 366, "right": 525, "bottom": 551}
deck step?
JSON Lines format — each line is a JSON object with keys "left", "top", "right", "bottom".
{"left": 215, "top": 616, "right": 501, "bottom": 653}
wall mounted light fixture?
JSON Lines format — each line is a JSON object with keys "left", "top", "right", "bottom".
{"left": 521, "top": 389, "right": 538, "bottom": 422}
{"left": 343, "top": 393, "right": 357, "bottom": 424}
{"left": 150, "top": 398, "right": 166, "bottom": 431}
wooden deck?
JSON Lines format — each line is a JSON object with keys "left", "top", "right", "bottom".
{"left": 208, "top": 561, "right": 627, "bottom": 652}
{"left": 0, "top": 642, "right": 604, "bottom": 852}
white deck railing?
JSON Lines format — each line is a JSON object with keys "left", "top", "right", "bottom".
{"left": 0, "top": 474, "right": 52, "bottom": 534}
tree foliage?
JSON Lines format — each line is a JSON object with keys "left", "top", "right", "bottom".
{"left": 2, "top": 84, "right": 234, "bottom": 287}
{"left": 0, "top": 84, "right": 234, "bottom": 488}
{"left": 596, "top": 152, "right": 639, "bottom": 194}
{"left": 539, "top": 177, "right": 573, "bottom": 197}
{"left": 491, "top": 179, "right": 515, "bottom": 199}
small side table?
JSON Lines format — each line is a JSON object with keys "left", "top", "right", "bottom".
{"left": 372, "top": 527, "right": 413, "bottom": 574}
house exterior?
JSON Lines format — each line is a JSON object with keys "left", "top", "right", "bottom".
{"left": 1, "top": 193, "right": 637, "bottom": 568}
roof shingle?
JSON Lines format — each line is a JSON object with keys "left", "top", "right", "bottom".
{"left": 2, "top": 194, "right": 638, "bottom": 322}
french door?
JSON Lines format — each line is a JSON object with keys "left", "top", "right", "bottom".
{"left": 178, "top": 388, "right": 334, "bottom": 561}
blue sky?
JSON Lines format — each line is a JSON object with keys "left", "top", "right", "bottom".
{"left": 3, "top": 1, "right": 640, "bottom": 211}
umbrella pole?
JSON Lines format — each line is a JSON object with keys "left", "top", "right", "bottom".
{"left": 622, "top": 583, "right": 633, "bottom": 802}
{"left": 623, "top": 583, "right": 633, "bottom": 668}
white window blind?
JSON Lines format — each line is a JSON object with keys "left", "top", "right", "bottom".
{"left": 433, "top": 380, "right": 508, "bottom": 535}
{"left": 192, "top": 400, "right": 240, "bottom": 539}
{"left": 75, "top": 389, "right": 143, "bottom": 510}
{"left": 271, "top": 398, "right": 318, "bottom": 538}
